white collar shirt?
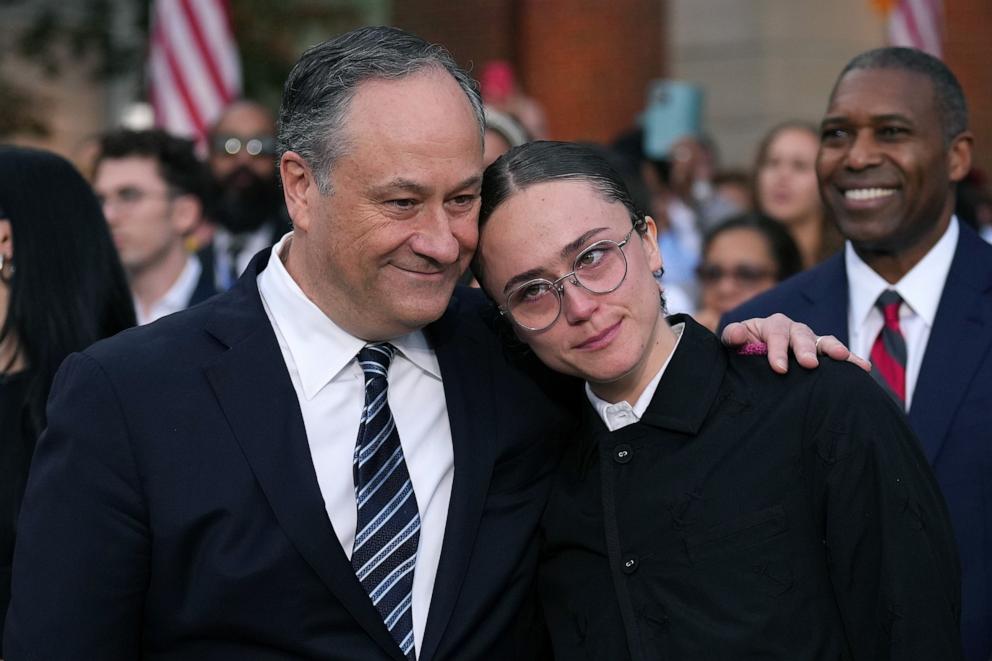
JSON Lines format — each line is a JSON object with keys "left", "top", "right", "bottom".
{"left": 213, "top": 225, "right": 274, "bottom": 288}
{"left": 257, "top": 233, "right": 453, "bottom": 656}
{"left": 586, "top": 322, "right": 685, "bottom": 431}
{"left": 846, "top": 216, "right": 959, "bottom": 410}
{"left": 135, "top": 253, "right": 202, "bottom": 325}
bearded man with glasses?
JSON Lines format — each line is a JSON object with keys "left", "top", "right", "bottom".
{"left": 203, "top": 99, "right": 291, "bottom": 290}
{"left": 473, "top": 141, "right": 963, "bottom": 660}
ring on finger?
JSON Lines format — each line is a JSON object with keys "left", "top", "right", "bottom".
{"left": 814, "top": 335, "right": 826, "bottom": 352}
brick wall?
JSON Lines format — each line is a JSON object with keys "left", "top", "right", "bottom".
{"left": 393, "top": 1, "right": 665, "bottom": 145}
{"left": 945, "top": 0, "right": 992, "bottom": 176}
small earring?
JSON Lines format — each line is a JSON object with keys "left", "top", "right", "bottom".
{"left": 0, "top": 254, "right": 13, "bottom": 284}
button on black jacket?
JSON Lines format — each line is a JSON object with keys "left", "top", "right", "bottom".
{"left": 539, "top": 315, "right": 963, "bottom": 661}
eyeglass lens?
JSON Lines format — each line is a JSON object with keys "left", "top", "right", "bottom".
{"left": 214, "top": 135, "right": 275, "bottom": 157}
{"left": 508, "top": 240, "right": 628, "bottom": 331}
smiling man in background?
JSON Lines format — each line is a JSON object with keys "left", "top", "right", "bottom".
{"left": 725, "top": 47, "right": 992, "bottom": 661}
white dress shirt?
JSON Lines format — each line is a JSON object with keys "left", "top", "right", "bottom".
{"left": 587, "top": 322, "right": 685, "bottom": 431}
{"left": 213, "top": 225, "right": 274, "bottom": 287}
{"left": 257, "top": 233, "right": 453, "bottom": 656}
{"left": 135, "top": 253, "right": 202, "bottom": 325}
{"left": 846, "top": 216, "right": 959, "bottom": 410}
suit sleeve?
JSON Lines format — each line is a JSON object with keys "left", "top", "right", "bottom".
{"left": 4, "top": 352, "right": 149, "bottom": 660}
{"left": 807, "top": 364, "right": 963, "bottom": 661}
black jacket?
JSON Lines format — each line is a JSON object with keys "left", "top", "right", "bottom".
{"left": 539, "top": 315, "right": 963, "bottom": 660}
{"left": 5, "top": 252, "right": 574, "bottom": 661}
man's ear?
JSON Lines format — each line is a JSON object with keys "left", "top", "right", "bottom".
{"left": 169, "top": 194, "right": 202, "bottom": 237}
{"left": 948, "top": 131, "right": 974, "bottom": 183}
{"left": 280, "top": 151, "right": 317, "bottom": 232}
{"left": 641, "top": 215, "right": 663, "bottom": 274}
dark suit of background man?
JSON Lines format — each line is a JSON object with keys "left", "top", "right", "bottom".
{"left": 4, "top": 27, "right": 575, "bottom": 660}
{"left": 725, "top": 47, "right": 992, "bottom": 661}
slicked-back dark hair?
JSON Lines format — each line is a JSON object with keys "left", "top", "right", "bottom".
{"left": 95, "top": 128, "right": 210, "bottom": 204}
{"left": 278, "top": 25, "right": 484, "bottom": 194}
{"left": 472, "top": 140, "right": 646, "bottom": 282}
{"left": 473, "top": 140, "right": 648, "bottom": 287}
{"left": 474, "top": 140, "right": 665, "bottom": 349}
{"left": 0, "top": 146, "right": 135, "bottom": 433}
{"left": 834, "top": 47, "right": 968, "bottom": 144}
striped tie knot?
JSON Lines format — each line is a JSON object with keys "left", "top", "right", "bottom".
{"left": 358, "top": 343, "right": 396, "bottom": 379}
{"left": 875, "top": 290, "right": 903, "bottom": 329}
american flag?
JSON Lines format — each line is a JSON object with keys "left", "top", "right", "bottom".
{"left": 148, "top": 0, "right": 242, "bottom": 142}
{"left": 876, "top": 0, "right": 944, "bottom": 58}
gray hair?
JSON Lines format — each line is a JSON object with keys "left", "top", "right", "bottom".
{"left": 277, "top": 26, "right": 484, "bottom": 194}
{"left": 834, "top": 47, "right": 968, "bottom": 145}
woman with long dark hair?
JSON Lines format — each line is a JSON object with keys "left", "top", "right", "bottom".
{"left": 0, "top": 146, "right": 135, "bottom": 646}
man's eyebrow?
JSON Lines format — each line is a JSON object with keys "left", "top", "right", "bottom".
{"left": 821, "top": 112, "right": 915, "bottom": 128}
{"left": 368, "top": 174, "right": 482, "bottom": 198}
{"left": 453, "top": 174, "right": 483, "bottom": 192}
{"left": 368, "top": 178, "right": 430, "bottom": 198}
{"left": 870, "top": 113, "right": 915, "bottom": 125}
{"left": 501, "top": 227, "right": 610, "bottom": 295}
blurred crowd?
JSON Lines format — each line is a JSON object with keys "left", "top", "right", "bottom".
{"left": 2, "top": 42, "right": 992, "bottom": 660}
{"left": 478, "top": 60, "right": 992, "bottom": 335}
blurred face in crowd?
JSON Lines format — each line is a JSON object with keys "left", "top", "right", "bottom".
{"left": 280, "top": 68, "right": 483, "bottom": 341}
{"left": 757, "top": 127, "right": 822, "bottom": 226}
{"left": 698, "top": 227, "right": 778, "bottom": 317}
{"left": 94, "top": 157, "right": 195, "bottom": 276}
{"left": 817, "top": 68, "right": 971, "bottom": 265}
{"left": 209, "top": 102, "right": 278, "bottom": 185}
{"left": 209, "top": 101, "right": 283, "bottom": 234}
{"left": 477, "top": 178, "right": 668, "bottom": 404}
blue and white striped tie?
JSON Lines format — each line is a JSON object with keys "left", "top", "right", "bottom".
{"left": 352, "top": 343, "right": 420, "bottom": 660}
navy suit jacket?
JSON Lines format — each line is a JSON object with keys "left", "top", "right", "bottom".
{"left": 186, "top": 253, "right": 220, "bottom": 308}
{"left": 723, "top": 223, "right": 992, "bottom": 661}
{"left": 5, "top": 250, "right": 574, "bottom": 660}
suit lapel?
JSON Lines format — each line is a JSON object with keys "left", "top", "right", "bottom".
{"left": 909, "top": 228, "right": 992, "bottom": 463}
{"left": 799, "top": 253, "right": 851, "bottom": 343}
{"left": 202, "top": 254, "right": 404, "bottom": 661}
{"left": 418, "top": 293, "right": 495, "bottom": 661}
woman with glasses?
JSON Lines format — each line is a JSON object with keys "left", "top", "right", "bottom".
{"left": 471, "top": 141, "right": 963, "bottom": 660}
{"left": 693, "top": 213, "right": 802, "bottom": 332}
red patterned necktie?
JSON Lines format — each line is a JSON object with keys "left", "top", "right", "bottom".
{"left": 869, "top": 290, "right": 907, "bottom": 408}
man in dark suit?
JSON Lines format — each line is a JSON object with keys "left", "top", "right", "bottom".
{"left": 724, "top": 47, "right": 992, "bottom": 661}
{"left": 93, "top": 129, "right": 218, "bottom": 324}
{"left": 6, "top": 27, "right": 841, "bottom": 661}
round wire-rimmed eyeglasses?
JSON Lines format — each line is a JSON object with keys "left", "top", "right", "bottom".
{"left": 500, "top": 226, "right": 637, "bottom": 332}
